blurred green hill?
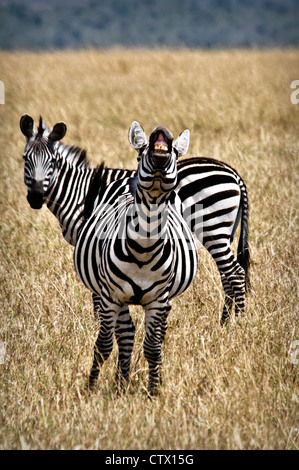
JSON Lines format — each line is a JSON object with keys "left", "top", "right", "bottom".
{"left": 0, "top": 0, "right": 298, "bottom": 50}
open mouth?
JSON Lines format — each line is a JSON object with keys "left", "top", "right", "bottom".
{"left": 152, "top": 135, "right": 170, "bottom": 167}
{"left": 154, "top": 142, "right": 169, "bottom": 155}
{"left": 149, "top": 127, "right": 173, "bottom": 168}
{"left": 153, "top": 133, "right": 170, "bottom": 155}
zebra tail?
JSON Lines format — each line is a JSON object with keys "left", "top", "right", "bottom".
{"left": 237, "top": 180, "right": 251, "bottom": 292}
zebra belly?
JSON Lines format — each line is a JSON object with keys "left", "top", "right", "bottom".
{"left": 100, "top": 222, "right": 197, "bottom": 306}
{"left": 100, "top": 246, "right": 197, "bottom": 307}
{"left": 102, "top": 262, "right": 173, "bottom": 305}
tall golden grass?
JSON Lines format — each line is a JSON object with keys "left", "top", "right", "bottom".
{"left": 0, "top": 48, "right": 298, "bottom": 450}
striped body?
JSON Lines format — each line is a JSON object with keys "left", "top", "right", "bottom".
{"left": 74, "top": 124, "right": 198, "bottom": 393}
{"left": 47, "top": 145, "right": 135, "bottom": 245}
{"left": 21, "top": 116, "right": 250, "bottom": 387}
{"left": 75, "top": 177, "right": 197, "bottom": 305}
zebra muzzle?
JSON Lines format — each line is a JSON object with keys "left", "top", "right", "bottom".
{"left": 27, "top": 179, "right": 46, "bottom": 209}
{"left": 151, "top": 153, "right": 171, "bottom": 168}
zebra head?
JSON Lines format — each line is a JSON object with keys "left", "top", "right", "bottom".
{"left": 129, "top": 121, "right": 190, "bottom": 195}
{"left": 20, "top": 114, "right": 66, "bottom": 209}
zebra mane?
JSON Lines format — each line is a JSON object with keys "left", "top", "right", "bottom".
{"left": 37, "top": 116, "right": 45, "bottom": 137}
{"left": 34, "top": 115, "right": 52, "bottom": 138}
{"left": 84, "top": 163, "right": 106, "bottom": 220}
{"left": 58, "top": 143, "right": 90, "bottom": 170}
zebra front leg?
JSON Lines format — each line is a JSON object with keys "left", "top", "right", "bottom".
{"left": 144, "top": 301, "right": 171, "bottom": 396}
{"left": 88, "top": 300, "right": 121, "bottom": 390}
{"left": 92, "top": 293, "right": 101, "bottom": 321}
{"left": 114, "top": 305, "right": 136, "bottom": 387}
{"left": 160, "top": 300, "right": 172, "bottom": 344}
{"left": 93, "top": 296, "right": 135, "bottom": 387}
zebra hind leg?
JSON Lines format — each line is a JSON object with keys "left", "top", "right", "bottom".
{"left": 114, "top": 306, "right": 136, "bottom": 389}
{"left": 230, "top": 264, "right": 246, "bottom": 318}
{"left": 220, "top": 264, "right": 246, "bottom": 325}
{"left": 220, "top": 273, "right": 234, "bottom": 325}
{"left": 208, "top": 242, "right": 246, "bottom": 325}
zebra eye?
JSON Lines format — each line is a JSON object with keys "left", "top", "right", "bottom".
{"left": 23, "top": 153, "right": 27, "bottom": 160}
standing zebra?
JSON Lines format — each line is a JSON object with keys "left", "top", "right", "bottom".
{"left": 20, "top": 114, "right": 134, "bottom": 246}
{"left": 74, "top": 125, "right": 198, "bottom": 394}
{"left": 20, "top": 115, "right": 249, "bottom": 326}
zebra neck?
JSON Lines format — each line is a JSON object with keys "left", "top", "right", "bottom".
{"left": 126, "top": 186, "right": 171, "bottom": 252}
{"left": 46, "top": 158, "right": 95, "bottom": 246}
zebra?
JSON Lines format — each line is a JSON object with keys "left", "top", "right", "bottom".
{"left": 20, "top": 114, "right": 134, "bottom": 246}
{"left": 74, "top": 124, "right": 198, "bottom": 394}
{"left": 20, "top": 115, "right": 250, "bottom": 327}
{"left": 127, "top": 122, "right": 249, "bottom": 326}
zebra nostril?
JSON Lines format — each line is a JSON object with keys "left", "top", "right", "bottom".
{"left": 30, "top": 179, "right": 44, "bottom": 194}
{"left": 27, "top": 179, "right": 45, "bottom": 209}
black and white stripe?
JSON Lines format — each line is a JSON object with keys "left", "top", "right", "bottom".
{"left": 175, "top": 155, "right": 250, "bottom": 323}
{"left": 20, "top": 115, "right": 134, "bottom": 245}
{"left": 21, "top": 115, "right": 250, "bottom": 356}
{"left": 74, "top": 125, "right": 198, "bottom": 394}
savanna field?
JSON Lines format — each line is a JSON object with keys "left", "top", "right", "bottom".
{"left": 0, "top": 48, "right": 298, "bottom": 450}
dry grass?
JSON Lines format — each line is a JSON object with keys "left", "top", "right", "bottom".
{"left": 0, "top": 48, "right": 298, "bottom": 450}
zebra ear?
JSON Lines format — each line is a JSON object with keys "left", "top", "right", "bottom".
{"left": 173, "top": 129, "right": 190, "bottom": 157}
{"left": 129, "top": 121, "right": 148, "bottom": 150}
{"left": 48, "top": 122, "right": 67, "bottom": 142}
{"left": 20, "top": 114, "right": 34, "bottom": 138}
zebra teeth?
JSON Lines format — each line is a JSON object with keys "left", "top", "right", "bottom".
{"left": 154, "top": 144, "right": 168, "bottom": 154}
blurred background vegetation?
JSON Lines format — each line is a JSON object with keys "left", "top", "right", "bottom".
{"left": 0, "top": 0, "right": 298, "bottom": 50}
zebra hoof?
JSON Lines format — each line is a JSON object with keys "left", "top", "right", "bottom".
{"left": 114, "top": 378, "right": 129, "bottom": 395}
{"left": 86, "top": 377, "right": 98, "bottom": 392}
{"left": 148, "top": 385, "right": 159, "bottom": 398}
{"left": 220, "top": 315, "right": 230, "bottom": 327}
